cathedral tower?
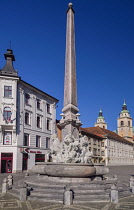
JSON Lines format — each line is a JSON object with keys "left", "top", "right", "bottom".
{"left": 117, "top": 100, "right": 133, "bottom": 140}
{"left": 95, "top": 108, "right": 107, "bottom": 129}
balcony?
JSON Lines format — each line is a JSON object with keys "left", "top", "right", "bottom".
{"left": 0, "top": 119, "right": 16, "bottom": 130}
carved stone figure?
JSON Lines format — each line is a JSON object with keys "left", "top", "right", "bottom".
{"left": 50, "top": 132, "right": 92, "bottom": 164}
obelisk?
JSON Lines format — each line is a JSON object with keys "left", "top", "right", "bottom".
{"left": 59, "top": 3, "right": 82, "bottom": 140}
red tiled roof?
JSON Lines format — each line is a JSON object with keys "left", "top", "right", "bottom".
{"left": 81, "top": 126, "right": 133, "bottom": 145}
{"left": 80, "top": 127, "right": 104, "bottom": 138}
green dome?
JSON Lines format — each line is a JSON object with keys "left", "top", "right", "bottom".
{"left": 98, "top": 116, "right": 104, "bottom": 119}
{"left": 121, "top": 110, "right": 129, "bottom": 113}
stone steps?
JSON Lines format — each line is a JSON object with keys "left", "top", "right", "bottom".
{"left": 27, "top": 183, "right": 65, "bottom": 190}
{"left": 8, "top": 176, "right": 132, "bottom": 204}
{"left": 72, "top": 185, "right": 105, "bottom": 190}
{"left": 26, "top": 179, "right": 67, "bottom": 186}
{"left": 32, "top": 188, "right": 64, "bottom": 193}
{"left": 27, "top": 181, "right": 108, "bottom": 191}
{"left": 73, "top": 189, "right": 105, "bottom": 194}
{"left": 26, "top": 177, "right": 115, "bottom": 186}
{"left": 73, "top": 200, "right": 110, "bottom": 204}
{"left": 31, "top": 188, "right": 106, "bottom": 196}
{"left": 28, "top": 196, "right": 63, "bottom": 203}
{"left": 27, "top": 180, "right": 111, "bottom": 203}
{"left": 119, "top": 191, "right": 132, "bottom": 198}
{"left": 30, "top": 192, "right": 63, "bottom": 198}
{"left": 29, "top": 190, "right": 110, "bottom": 203}
{"left": 74, "top": 194, "right": 110, "bottom": 200}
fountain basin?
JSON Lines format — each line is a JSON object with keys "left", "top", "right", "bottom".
{"left": 32, "top": 162, "right": 109, "bottom": 178}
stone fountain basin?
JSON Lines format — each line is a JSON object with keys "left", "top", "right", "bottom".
{"left": 32, "top": 162, "right": 109, "bottom": 178}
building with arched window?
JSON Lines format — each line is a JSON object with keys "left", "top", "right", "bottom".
{"left": 3, "top": 107, "right": 12, "bottom": 122}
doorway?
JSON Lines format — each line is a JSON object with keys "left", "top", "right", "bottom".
{"left": 22, "top": 153, "right": 28, "bottom": 171}
{"left": 1, "top": 153, "right": 13, "bottom": 173}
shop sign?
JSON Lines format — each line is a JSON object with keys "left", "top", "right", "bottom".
{"left": 20, "top": 148, "right": 42, "bottom": 154}
{"left": 4, "top": 132, "right": 12, "bottom": 145}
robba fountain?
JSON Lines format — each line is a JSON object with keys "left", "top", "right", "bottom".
{"left": 32, "top": 2, "right": 109, "bottom": 183}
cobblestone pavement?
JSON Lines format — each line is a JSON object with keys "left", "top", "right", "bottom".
{"left": 107, "top": 165, "right": 134, "bottom": 183}
{"left": 0, "top": 165, "right": 134, "bottom": 210}
{"left": 0, "top": 193, "right": 134, "bottom": 210}
{"left": 0, "top": 173, "right": 25, "bottom": 192}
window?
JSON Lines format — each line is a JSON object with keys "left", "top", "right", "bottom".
{"left": 128, "top": 121, "right": 130, "bottom": 126}
{"left": 36, "top": 135, "right": 40, "bottom": 147}
{"left": 25, "top": 93, "right": 30, "bottom": 105}
{"left": 4, "top": 86, "right": 12, "bottom": 98}
{"left": 121, "top": 121, "right": 124, "bottom": 126}
{"left": 37, "top": 116, "right": 41, "bottom": 128}
{"left": 3, "top": 107, "right": 12, "bottom": 121}
{"left": 101, "top": 151, "right": 105, "bottom": 156}
{"left": 3, "top": 131, "right": 12, "bottom": 145}
{"left": 35, "top": 154, "right": 45, "bottom": 162}
{"left": 37, "top": 99, "right": 41, "bottom": 109}
{"left": 98, "top": 149, "right": 100, "bottom": 156}
{"left": 101, "top": 142, "right": 104, "bottom": 147}
{"left": 93, "top": 139, "right": 96, "bottom": 145}
{"left": 47, "top": 119, "right": 50, "bottom": 130}
{"left": 25, "top": 112, "right": 30, "bottom": 125}
{"left": 24, "top": 133, "right": 29, "bottom": 146}
{"left": 93, "top": 148, "right": 97, "bottom": 156}
{"left": 47, "top": 104, "right": 50, "bottom": 113}
{"left": 46, "top": 137, "right": 50, "bottom": 148}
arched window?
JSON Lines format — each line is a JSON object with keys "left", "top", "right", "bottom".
{"left": 121, "top": 121, "right": 124, "bottom": 126}
{"left": 3, "top": 107, "right": 12, "bottom": 121}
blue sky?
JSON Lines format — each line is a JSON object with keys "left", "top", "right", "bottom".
{"left": 0, "top": 0, "right": 134, "bottom": 131}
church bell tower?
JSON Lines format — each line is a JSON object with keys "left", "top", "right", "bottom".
{"left": 95, "top": 108, "right": 107, "bottom": 129}
{"left": 117, "top": 100, "right": 133, "bottom": 140}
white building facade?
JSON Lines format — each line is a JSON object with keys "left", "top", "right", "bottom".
{"left": 105, "top": 137, "right": 134, "bottom": 166}
{"left": 0, "top": 49, "right": 58, "bottom": 173}
{"left": 84, "top": 127, "right": 134, "bottom": 166}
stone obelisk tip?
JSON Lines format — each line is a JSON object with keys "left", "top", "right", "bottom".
{"left": 68, "top": 3, "right": 73, "bottom": 7}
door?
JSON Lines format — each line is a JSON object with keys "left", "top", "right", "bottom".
{"left": 1, "top": 153, "right": 13, "bottom": 173}
{"left": 6, "top": 160, "right": 12, "bottom": 173}
{"left": 1, "top": 160, "right": 6, "bottom": 173}
{"left": 22, "top": 153, "right": 28, "bottom": 171}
